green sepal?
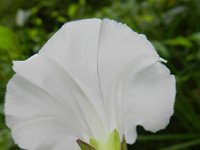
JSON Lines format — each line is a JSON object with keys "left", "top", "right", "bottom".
{"left": 121, "top": 138, "right": 128, "bottom": 150}
{"left": 77, "top": 130, "right": 128, "bottom": 150}
{"left": 77, "top": 139, "right": 96, "bottom": 150}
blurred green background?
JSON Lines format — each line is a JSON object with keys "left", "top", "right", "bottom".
{"left": 0, "top": 0, "right": 200, "bottom": 149}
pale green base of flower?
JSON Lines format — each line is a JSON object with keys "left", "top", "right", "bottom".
{"left": 77, "top": 130, "right": 128, "bottom": 150}
{"left": 89, "top": 130, "right": 121, "bottom": 150}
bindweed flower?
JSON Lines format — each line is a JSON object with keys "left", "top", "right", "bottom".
{"left": 5, "top": 18, "right": 176, "bottom": 150}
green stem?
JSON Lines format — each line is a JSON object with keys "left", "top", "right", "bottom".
{"left": 160, "top": 139, "right": 200, "bottom": 150}
{"left": 138, "top": 134, "right": 200, "bottom": 141}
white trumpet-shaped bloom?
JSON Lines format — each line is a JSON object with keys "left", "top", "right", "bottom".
{"left": 5, "top": 18, "right": 176, "bottom": 150}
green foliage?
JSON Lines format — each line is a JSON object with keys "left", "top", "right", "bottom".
{"left": 0, "top": 26, "right": 21, "bottom": 150}
{"left": 0, "top": 0, "right": 200, "bottom": 149}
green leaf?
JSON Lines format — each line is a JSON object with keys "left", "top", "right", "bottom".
{"left": 0, "top": 26, "right": 20, "bottom": 52}
{"left": 164, "top": 37, "right": 193, "bottom": 48}
{"left": 67, "top": 4, "right": 78, "bottom": 18}
{"left": 160, "top": 139, "right": 200, "bottom": 150}
{"left": 189, "top": 32, "right": 200, "bottom": 43}
{"left": 152, "top": 41, "right": 170, "bottom": 58}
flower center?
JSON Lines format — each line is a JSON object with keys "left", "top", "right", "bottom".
{"left": 90, "top": 130, "right": 121, "bottom": 150}
{"left": 77, "top": 130, "right": 127, "bottom": 150}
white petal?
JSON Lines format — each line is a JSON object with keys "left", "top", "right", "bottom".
{"left": 37, "top": 136, "right": 80, "bottom": 150}
{"left": 95, "top": 19, "right": 175, "bottom": 143}
{"left": 39, "top": 18, "right": 108, "bottom": 136}
{"left": 122, "top": 59, "right": 176, "bottom": 144}
{"left": 6, "top": 54, "right": 106, "bottom": 149}
{"left": 5, "top": 75, "right": 80, "bottom": 150}
{"left": 96, "top": 19, "right": 159, "bottom": 133}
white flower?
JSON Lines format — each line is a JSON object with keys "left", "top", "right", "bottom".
{"left": 5, "top": 18, "right": 176, "bottom": 150}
